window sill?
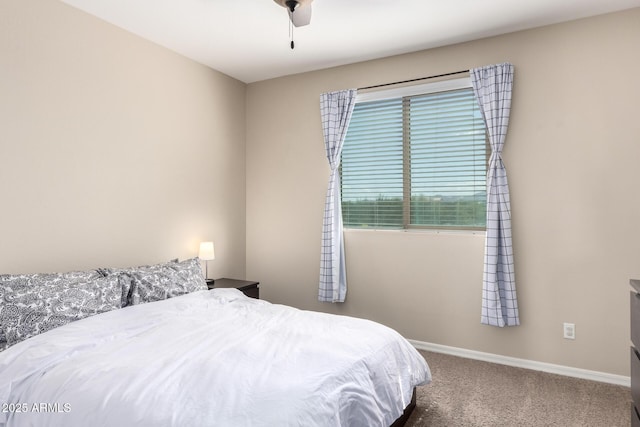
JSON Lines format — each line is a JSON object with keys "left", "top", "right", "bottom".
{"left": 343, "top": 228, "right": 486, "bottom": 237}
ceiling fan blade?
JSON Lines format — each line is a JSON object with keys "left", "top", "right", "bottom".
{"left": 288, "top": 3, "right": 312, "bottom": 27}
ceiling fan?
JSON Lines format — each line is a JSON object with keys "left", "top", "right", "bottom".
{"left": 273, "top": 0, "right": 313, "bottom": 27}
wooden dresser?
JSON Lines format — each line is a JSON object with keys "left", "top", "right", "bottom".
{"left": 631, "top": 279, "right": 640, "bottom": 426}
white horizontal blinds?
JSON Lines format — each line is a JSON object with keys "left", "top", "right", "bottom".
{"left": 408, "top": 88, "right": 487, "bottom": 228}
{"left": 341, "top": 98, "right": 404, "bottom": 228}
{"left": 341, "top": 78, "right": 487, "bottom": 230}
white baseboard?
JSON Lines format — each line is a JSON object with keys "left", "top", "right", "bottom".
{"left": 408, "top": 339, "right": 630, "bottom": 388}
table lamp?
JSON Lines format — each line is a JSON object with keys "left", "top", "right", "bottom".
{"left": 199, "top": 241, "right": 215, "bottom": 281}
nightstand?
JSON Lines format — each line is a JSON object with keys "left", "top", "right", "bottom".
{"left": 207, "top": 278, "right": 259, "bottom": 299}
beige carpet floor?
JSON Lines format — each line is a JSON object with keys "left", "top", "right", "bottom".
{"left": 405, "top": 350, "right": 631, "bottom": 427}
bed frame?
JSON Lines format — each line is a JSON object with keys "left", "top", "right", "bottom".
{"left": 390, "top": 388, "right": 417, "bottom": 427}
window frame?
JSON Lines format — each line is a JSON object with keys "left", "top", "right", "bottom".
{"left": 341, "top": 77, "right": 489, "bottom": 232}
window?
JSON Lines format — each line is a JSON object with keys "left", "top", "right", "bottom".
{"left": 340, "top": 78, "right": 488, "bottom": 230}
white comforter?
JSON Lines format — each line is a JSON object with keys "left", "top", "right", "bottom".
{"left": 0, "top": 289, "right": 430, "bottom": 427}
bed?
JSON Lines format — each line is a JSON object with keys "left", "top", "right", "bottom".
{"left": 0, "top": 259, "right": 431, "bottom": 427}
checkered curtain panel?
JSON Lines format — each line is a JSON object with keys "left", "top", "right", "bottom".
{"left": 471, "top": 63, "right": 520, "bottom": 327}
{"left": 318, "top": 89, "right": 357, "bottom": 302}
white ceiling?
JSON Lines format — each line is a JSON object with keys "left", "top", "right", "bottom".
{"left": 60, "top": 0, "right": 640, "bottom": 83}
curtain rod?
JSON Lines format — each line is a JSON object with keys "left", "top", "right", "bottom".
{"left": 358, "top": 69, "right": 469, "bottom": 91}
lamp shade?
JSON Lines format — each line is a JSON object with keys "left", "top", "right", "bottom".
{"left": 199, "top": 242, "right": 215, "bottom": 261}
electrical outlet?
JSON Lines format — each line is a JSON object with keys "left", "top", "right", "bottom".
{"left": 563, "top": 323, "right": 575, "bottom": 340}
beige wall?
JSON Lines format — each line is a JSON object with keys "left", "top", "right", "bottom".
{"left": 0, "top": 0, "right": 246, "bottom": 278}
{"left": 246, "top": 8, "right": 640, "bottom": 376}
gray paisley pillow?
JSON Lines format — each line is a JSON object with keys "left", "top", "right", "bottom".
{"left": 98, "top": 259, "right": 179, "bottom": 307}
{"left": 0, "top": 270, "right": 103, "bottom": 293}
{"left": 96, "top": 269, "right": 134, "bottom": 308}
{"left": 0, "top": 275, "right": 121, "bottom": 348}
{"left": 129, "top": 257, "right": 206, "bottom": 305}
{"left": 0, "top": 270, "right": 103, "bottom": 351}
